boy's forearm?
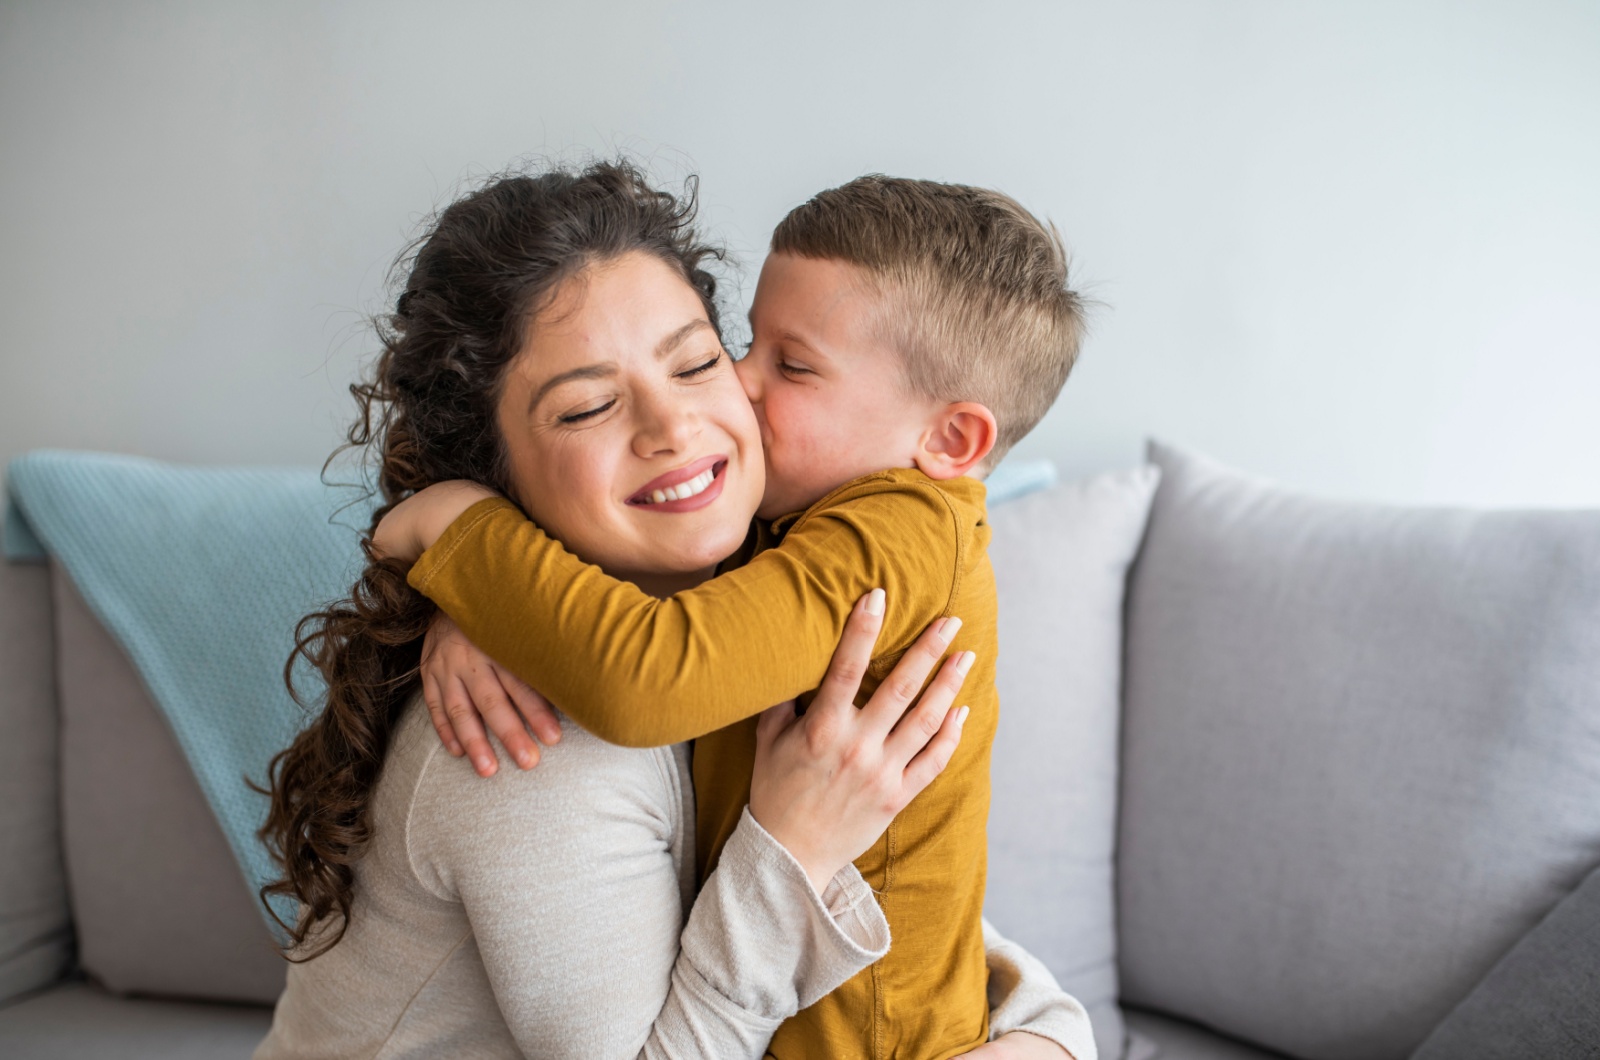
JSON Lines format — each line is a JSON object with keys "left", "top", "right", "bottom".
{"left": 407, "top": 499, "right": 856, "bottom": 746}
{"left": 373, "top": 482, "right": 501, "bottom": 563}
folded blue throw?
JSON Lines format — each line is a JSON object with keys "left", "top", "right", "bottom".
{"left": 4, "top": 450, "right": 1056, "bottom": 934}
{"left": 5, "top": 451, "right": 376, "bottom": 933}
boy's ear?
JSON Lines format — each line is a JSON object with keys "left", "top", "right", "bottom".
{"left": 913, "top": 401, "right": 998, "bottom": 480}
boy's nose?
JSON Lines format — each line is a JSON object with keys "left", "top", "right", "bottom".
{"left": 733, "top": 354, "right": 762, "bottom": 405}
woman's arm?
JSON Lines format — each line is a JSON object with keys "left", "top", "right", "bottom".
{"left": 413, "top": 591, "right": 970, "bottom": 1058}
{"left": 974, "top": 919, "right": 1097, "bottom": 1060}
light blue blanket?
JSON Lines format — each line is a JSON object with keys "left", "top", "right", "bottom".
{"left": 3, "top": 449, "right": 1055, "bottom": 934}
{"left": 5, "top": 451, "right": 376, "bottom": 933}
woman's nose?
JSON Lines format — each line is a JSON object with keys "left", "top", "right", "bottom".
{"left": 632, "top": 392, "right": 700, "bottom": 457}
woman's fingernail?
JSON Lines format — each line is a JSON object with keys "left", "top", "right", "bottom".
{"left": 865, "top": 588, "right": 886, "bottom": 616}
{"left": 955, "top": 650, "right": 976, "bottom": 675}
{"left": 956, "top": 705, "right": 970, "bottom": 727}
{"left": 939, "top": 616, "right": 963, "bottom": 642}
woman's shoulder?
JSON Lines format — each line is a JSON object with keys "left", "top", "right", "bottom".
{"left": 395, "top": 695, "right": 681, "bottom": 794}
{"left": 391, "top": 694, "right": 689, "bottom": 864}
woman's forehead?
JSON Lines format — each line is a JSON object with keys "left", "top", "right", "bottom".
{"left": 524, "top": 253, "right": 709, "bottom": 363}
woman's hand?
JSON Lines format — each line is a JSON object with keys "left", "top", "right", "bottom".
{"left": 959, "top": 1032, "right": 1076, "bottom": 1059}
{"left": 421, "top": 611, "right": 562, "bottom": 777}
{"left": 749, "top": 588, "right": 973, "bottom": 893}
{"left": 371, "top": 480, "right": 501, "bottom": 564}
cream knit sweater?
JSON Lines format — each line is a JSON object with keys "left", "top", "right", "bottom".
{"left": 255, "top": 697, "right": 1094, "bottom": 1059}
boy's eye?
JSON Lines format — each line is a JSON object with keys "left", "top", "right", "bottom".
{"left": 777, "top": 360, "right": 812, "bottom": 376}
{"left": 558, "top": 400, "right": 615, "bottom": 424}
{"left": 677, "top": 351, "right": 723, "bottom": 378}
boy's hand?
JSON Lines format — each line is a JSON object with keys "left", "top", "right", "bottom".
{"left": 371, "top": 480, "right": 501, "bottom": 564}
{"left": 959, "top": 1032, "right": 1075, "bottom": 1059}
{"left": 421, "top": 611, "right": 562, "bottom": 777}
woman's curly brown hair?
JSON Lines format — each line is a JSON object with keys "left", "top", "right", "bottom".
{"left": 258, "top": 160, "right": 725, "bottom": 959}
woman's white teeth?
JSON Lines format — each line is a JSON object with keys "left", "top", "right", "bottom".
{"left": 645, "top": 468, "right": 716, "bottom": 504}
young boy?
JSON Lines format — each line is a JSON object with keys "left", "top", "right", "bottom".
{"left": 382, "top": 176, "right": 1085, "bottom": 1059}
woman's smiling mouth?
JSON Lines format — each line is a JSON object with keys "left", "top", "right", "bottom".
{"left": 627, "top": 456, "right": 729, "bottom": 512}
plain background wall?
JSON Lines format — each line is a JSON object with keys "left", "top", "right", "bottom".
{"left": 2, "top": 0, "right": 1596, "bottom": 506}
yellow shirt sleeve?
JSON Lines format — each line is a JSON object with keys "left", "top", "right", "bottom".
{"left": 406, "top": 476, "right": 965, "bottom": 748}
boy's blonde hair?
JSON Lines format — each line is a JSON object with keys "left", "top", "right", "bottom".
{"left": 771, "top": 175, "right": 1085, "bottom": 471}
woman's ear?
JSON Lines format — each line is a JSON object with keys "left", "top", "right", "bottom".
{"left": 912, "top": 402, "right": 998, "bottom": 480}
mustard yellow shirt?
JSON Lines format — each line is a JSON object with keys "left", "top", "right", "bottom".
{"left": 408, "top": 468, "right": 999, "bottom": 1060}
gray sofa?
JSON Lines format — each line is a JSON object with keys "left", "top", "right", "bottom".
{"left": 2, "top": 441, "right": 1597, "bottom": 1060}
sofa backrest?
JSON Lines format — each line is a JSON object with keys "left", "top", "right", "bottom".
{"left": 1116, "top": 442, "right": 1600, "bottom": 1060}
{"left": 52, "top": 568, "right": 284, "bottom": 1004}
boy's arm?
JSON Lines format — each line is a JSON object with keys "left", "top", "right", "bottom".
{"left": 370, "top": 480, "right": 499, "bottom": 564}
{"left": 407, "top": 478, "right": 962, "bottom": 748}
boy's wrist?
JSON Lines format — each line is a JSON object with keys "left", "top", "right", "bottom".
{"left": 414, "top": 482, "right": 503, "bottom": 554}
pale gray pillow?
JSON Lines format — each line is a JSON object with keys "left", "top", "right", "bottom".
{"left": 0, "top": 559, "right": 73, "bottom": 1006}
{"left": 1117, "top": 441, "right": 1600, "bottom": 1059}
{"left": 53, "top": 569, "right": 284, "bottom": 1004}
{"left": 986, "top": 465, "right": 1161, "bottom": 1060}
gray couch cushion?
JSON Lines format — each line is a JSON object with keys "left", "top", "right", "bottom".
{"left": 1125, "top": 1007, "right": 1290, "bottom": 1060}
{"left": 53, "top": 568, "right": 285, "bottom": 1004}
{"left": 1117, "top": 442, "right": 1600, "bottom": 1060}
{"left": 1411, "top": 861, "right": 1600, "bottom": 1059}
{"left": 0, "top": 978, "right": 270, "bottom": 1058}
{"left": 986, "top": 466, "right": 1161, "bottom": 1060}
{"left": 0, "top": 560, "right": 73, "bottom": 1006}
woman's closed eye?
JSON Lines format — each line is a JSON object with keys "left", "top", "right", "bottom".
{"left": 557, "top": 399, "right": 615, "bottom": 425}
{"left": 675, "top": 349, "right": 724, "bottom": 379}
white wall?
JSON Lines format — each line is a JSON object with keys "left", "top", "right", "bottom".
{"left": 3, "top": 0, "right": 1596, "bottom": 506}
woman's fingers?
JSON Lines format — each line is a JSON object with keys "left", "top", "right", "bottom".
{"left": 884, "top": 645, "right": 973, "bottom": 765}
{"left": 859, "top": 614, "right": 964, "bottom": 739}
{"left": 493, "top": 663, "right": 562, "bottom": 749}
{"left": 756, "top": 700, "right": 801, "bottom": 748}
{"left": 813, "top": 589, "right": 887, "bottom": 715}
{"left": 443, "top": 675, "right": 500, "bottom": 777}
{"left": 899, "top": 700, "right": 968, "bottom": 805}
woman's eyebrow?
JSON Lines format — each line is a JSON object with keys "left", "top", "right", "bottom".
{"left": 526, "top": 319, "right": 711, "bottom": 414}
{"left": 655, "top": 318, "right": 713, "bottom": 359}
{"left": 527, "top": 363, "right": 617, "bottom": 415}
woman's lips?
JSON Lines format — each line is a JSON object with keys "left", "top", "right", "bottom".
{"left": 627, "top": 456, "right": 729, "bottom": 513}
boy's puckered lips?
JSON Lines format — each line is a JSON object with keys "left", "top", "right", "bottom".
{"left": 626, "top": 455, "right": 728, "bottom": 511}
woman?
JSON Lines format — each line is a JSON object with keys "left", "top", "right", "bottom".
{"left": 256, "top": 161, "right": 1087, "bottom": 1058}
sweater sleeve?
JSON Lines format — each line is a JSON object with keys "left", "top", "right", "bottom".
{"left": 410, "top": 731, "right": 888, "bottom": 1060}
{"left": 983, "top": 918, "right": 1098, "bottom": 1060}
{"left": 407, "top": 479, "right": 961, "bottom": 748}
